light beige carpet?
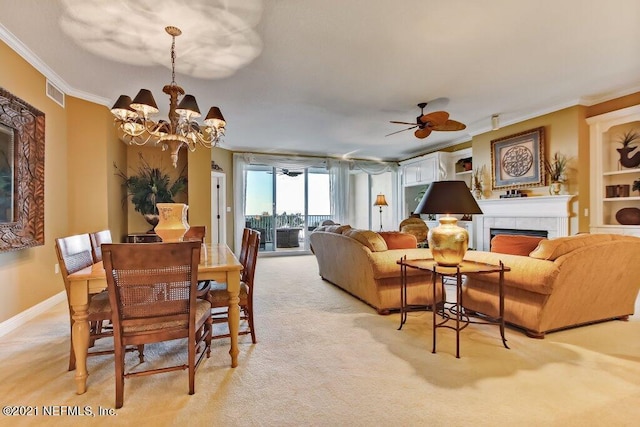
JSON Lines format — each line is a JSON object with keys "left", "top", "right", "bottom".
{"left": 1, "top": 255, "right": 639, "bottom": 426}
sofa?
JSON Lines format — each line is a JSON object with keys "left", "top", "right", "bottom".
{"left": 309, "top": 226, "right": 444, "bottom": 314}
{"left": 461, "top": 233, "right": 640, "bottom": 337}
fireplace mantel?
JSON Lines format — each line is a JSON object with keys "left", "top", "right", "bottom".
{"left": 474, "top": 195, "right": 575, "bottom": 250}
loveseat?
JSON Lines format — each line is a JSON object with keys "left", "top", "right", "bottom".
{"left": 309, "top": 226, "right": 443, "bottom": 314}
{"left": 461, "top": 233, "right": 640, "bottom": 337}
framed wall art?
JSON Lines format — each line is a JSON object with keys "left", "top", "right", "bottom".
{"left": 0, "top": 87, "right": 45, "bottom": 252}
{"left": 491, "top": 127, "right": 545, "bottom": 190}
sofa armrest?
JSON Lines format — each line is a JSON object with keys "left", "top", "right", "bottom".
{"left": 368, "top": 248, "right": 433, "bottom": 279}
{"left": 463, "top": 251, "right": 560, "bottom": 294}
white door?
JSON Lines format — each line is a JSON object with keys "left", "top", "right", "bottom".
{"left": 211, "top": 172, "right": 226, "bottom": 244}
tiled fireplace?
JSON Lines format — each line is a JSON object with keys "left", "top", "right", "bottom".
{"left": 475, "top": 195, "right": 575, "bottom": 251}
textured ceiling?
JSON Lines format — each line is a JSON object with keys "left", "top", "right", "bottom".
{"left": 1, "top": 0, "right": 639, "bottom": 161}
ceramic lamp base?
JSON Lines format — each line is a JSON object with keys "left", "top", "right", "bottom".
{"left": 427, "top": 216, "right": 469, "bottom": 266}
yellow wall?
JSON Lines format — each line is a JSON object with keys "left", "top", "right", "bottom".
{"left": 186, "top": 145, "right": 233, "bottom": 248}
{"left": 187, "top": 145, "right": 212, "bottom": 240}
{"left": 119, "top": 144, "right": 235, "bottom": 250}
{"left": 471, "top": 106, "right": 582, "bottom": 233}
{"left": 122, "top": 145, "right": 188, "bottom": 235}
{"left": 0, "top": 41, "right": 71, "bottom": 321}
{"left": 0, "top": 40, "right": 127, "bottom": 323}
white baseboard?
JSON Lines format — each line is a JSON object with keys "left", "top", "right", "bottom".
{"left": 0, "top": 291, "right": 66, "bottom": 338}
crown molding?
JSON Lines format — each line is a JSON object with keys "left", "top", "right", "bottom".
{"left": 0, "top": 23, "right": 111, "bottom": 107}
{"left": 578, "top": 83, "right": 640, "bottom": 106}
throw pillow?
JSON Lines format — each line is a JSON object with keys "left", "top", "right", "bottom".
{"left": 490, "top": 234, "right": 545, "bottom": 256}
{"left": 529, "top": 233, "right": 614, "bottom": 260}
{"left": 344, "top": 229, "right": 388, "bottom": 252}
{"left": 379, "top": 231, "right": 418, "bottom": 249}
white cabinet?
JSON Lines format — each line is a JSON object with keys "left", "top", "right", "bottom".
{"left": 587, "top": 105, "right": 640, "bottom": 236}
{"left": 400, "top": 151, "right": 451, "bottom": 187}
{"left": 400, "top": 152, "right": 451, "bottom": 217}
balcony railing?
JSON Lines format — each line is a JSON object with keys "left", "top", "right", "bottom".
{"left": 245, "top": 214, "right": 333, "bottom": 244}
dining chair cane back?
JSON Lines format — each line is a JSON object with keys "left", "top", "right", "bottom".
{"left": 208, "top": 229, "right": 260, "bottom": 343}
{"left": 89, "top": 229, "right": 112, "bottom": 263}
{"left": 55, "top": 234, "right": 120, "bottom": 371}
{"left": 102, "top": 241, "right": 212, "bottom": 409}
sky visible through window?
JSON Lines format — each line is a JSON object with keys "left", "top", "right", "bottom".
{"left": 245, "top": 170, "right": 330, "bottom": 216}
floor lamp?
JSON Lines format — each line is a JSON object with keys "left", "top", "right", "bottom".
{"left": 373, "top": 194, "right": 388, "bottom": 231}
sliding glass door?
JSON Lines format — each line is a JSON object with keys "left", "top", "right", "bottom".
{"left": 244, "top": 165, "right": 331, "bottom": 253}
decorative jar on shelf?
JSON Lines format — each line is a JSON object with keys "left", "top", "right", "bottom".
{"left": 154, "top": 203, "right": 190, "bottom": 242}
{"left": 549, "top": 181, "right": 562, "bottom": 195}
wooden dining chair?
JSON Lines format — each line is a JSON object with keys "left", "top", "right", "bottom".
{"left": 184, "top": 225, "right": 206, "bottom": 242}
{"left": 102, "top": 241, "right": 212, "bottom": 409}
{"left": 55, "top": 233, "right": 115, "bottom": 371}
{"left": 238, "top": 227, "right": 251, "bottom": 280}
{"left": 207, "top": 229, "right": 260, "bottom": 343}
{"left": 89, "top": 229, "right": 112, "bottom": 263}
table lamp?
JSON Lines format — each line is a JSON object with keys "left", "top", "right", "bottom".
{"left": 373, "top": 194, "right": 388, "bottom": 231}
{"left": 414, "top": 181, "right": 482, "bottom": 266}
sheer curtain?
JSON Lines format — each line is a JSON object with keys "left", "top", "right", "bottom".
{"left": 326, "top": 159, "right": 351, "bottom": 225}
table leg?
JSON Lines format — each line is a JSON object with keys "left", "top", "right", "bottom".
{"left": 70, "top": 303, "right": 90, "bottom": 394}
{"left": 499, "top": 262, "right": 510, "bottom": 349}
{"left": 432, "top": 267, "right": 437, "bottom": 354}
{"left": 455, "top": 269, "right": 461, "bottom": 359}
{"left": 226, "top": 271, "right": 241, "bottom": 368}
{"left": 398, "top": 259, "right": 407, "bottom": 330}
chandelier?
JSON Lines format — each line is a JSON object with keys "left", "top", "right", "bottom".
{"left": 110, "top": 26, "right": 226, "bottom": 168}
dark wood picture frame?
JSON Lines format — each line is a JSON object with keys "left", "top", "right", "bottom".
{"left": 0, "top": 87, "right": 45, "bottom": 251}
{"left": 491, "top": 127, "right": 545, "bottom": 190}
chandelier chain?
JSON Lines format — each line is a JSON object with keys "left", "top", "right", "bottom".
{"left": 170, "top": 34, "right": 176, "bottom": 85}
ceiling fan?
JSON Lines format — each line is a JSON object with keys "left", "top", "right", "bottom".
{"left": 265, "top": 168, "right": 303, "bottom": 177}
{"left": 279, "top": 168, "right": 303, "bottom": 177}
{"left": 386, "top": 102, "right": 466, "bottom": 139}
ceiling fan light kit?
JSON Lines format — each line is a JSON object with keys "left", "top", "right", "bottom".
{"left": 387, "top": 102, "right": 466, "bottom": 140}
{"left": 111, "top": 26, "right": 226, "bottom": 168}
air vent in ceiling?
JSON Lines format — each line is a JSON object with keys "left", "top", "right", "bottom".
{"left": 46, "top": 80, "right": 65, "bottom": 107}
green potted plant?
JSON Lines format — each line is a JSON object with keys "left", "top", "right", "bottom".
{"left": 114, "top": 153, "right": 187, "bottom": 228}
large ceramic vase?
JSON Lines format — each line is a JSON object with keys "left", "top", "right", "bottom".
{"left": 154, "top": 203, "right": 190, "bottom": 242}
{"left": 427, "top": 216, "right": 469, "bottom": 266}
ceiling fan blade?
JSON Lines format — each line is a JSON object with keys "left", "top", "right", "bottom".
{"left": 390, "top": 120, "right": 419, "bottom": 125}
{"left": 414, "top": 128, "right": 432, "bottom": 139}
{"left": 420, "top": 111, "right": 449, "bottom": 126}
{"left": 432, "top": 120, "right": 467, "bottom": 131}
{"left": 385, "top": 126, "right": 417, "bottom": 137}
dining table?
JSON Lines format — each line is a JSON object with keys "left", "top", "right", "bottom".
{"left": 66, "top": 243, "right": 243, "bottom": 395}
